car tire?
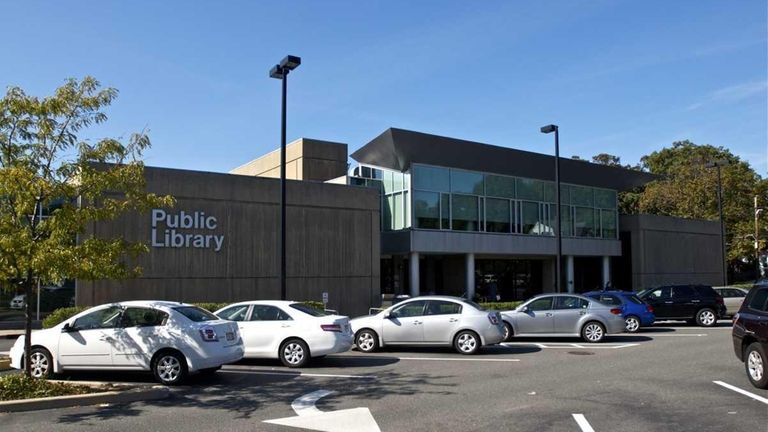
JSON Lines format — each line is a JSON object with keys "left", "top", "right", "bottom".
{"left": 581, "top": 321, "right": 606, "bottom": 343}
{"left": 502, "top": 321, "right": 514, "bottom": 342}
{"left": 745, "top": 342, "right": 768, "bottom": 389}
{"left": 28, "top": 347, "right": 53, "bottom": 379}
{"left": 355, "top": 329, "right": 379, "bottom": 353}
{"left": 280, "top": 339, "right": 310, "bottom": 368}
{"left": 695, "top": 308, "right": 717, "bottom": 327}
{"left": 152, "top": 350, "right": 188, "bottom": 386}
{"left": 454, "top": 330, "right": 481, "bottom": 355}
{"left": 624, "top": 315, "right": 641, "bottom": 333}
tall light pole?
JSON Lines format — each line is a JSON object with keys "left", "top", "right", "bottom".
{"left": 541, "top": 124, "right": 562, "bottom": 292}
{"left": 269, "top": 55, "right": 301, "bottom": 300}
{"left": 755, "top": 195, "right": 764, "bottom": 279}
{"left": 705, "top": 159, "right": 729, "bottom": 286}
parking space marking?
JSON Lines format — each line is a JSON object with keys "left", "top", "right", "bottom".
{"left": 501, "top": 342, "right": 639, "bottom": 349}
{"left": 0, "top": 351, "right": 9, "bottom": 356}
{"left": 649, "top": 334, "right": 707, "bottom": 337}
{"left": 397, "top": 357, "right": 520, "bottom": 362}
{"left": 713, "top": 381, "right": 768, "bottom": 405}
{"left": 293, "top": 390, "right": 335, "bottom": 416}
{"left": 221, "top": 368, "right": 377, "bottom": 379}
{"left": 572, "top": 414, "right": 596, "bottom": 432}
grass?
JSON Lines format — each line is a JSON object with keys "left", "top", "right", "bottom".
{"left": 0, "top": 374, "right": 99, "bottom": 401}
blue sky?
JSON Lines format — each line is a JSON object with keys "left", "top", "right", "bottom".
{"left": 2, "top": 1, "right": 766, "bottom": 175}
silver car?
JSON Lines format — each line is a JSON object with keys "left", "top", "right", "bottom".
{"left": 714, "top": 287, "right": 749, "bottom": 317}
{"left": 500, "top": 294, "right": 626, "bottom": 343}
{"left": 350, "top": 296, "right": 505, "bottom": 355}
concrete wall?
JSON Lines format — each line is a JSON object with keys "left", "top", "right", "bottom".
{"left": 78, "top": 166, "right": 380, "bottom": 316}
{"left": 620, "top": 214, "right": 723, "bottom": 290}
{"left": 229, "top": 138, "right": 348, "bottom": 182}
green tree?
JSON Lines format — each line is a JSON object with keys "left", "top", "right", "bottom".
{"left": 0, "top": 77, "right": 173, "bottom": 377}
{"left": 589, "top": 153, "right": 645, "bottom": 214}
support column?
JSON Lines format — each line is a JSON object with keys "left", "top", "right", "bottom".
{"left": 409, "top": 252, "right": 420, "bottom": 298}
{"left": 465, "top": 253, "right": 475, "bottom": 300}
{"left": 566, "top": 255, "right": 575, "bottom": 293}
{"left": 602, "top": 256, "right": 611, "bottom": 289}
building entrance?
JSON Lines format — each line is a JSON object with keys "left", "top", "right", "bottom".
{"left": 475, "top": 259, "right": 543, "bottom": 302}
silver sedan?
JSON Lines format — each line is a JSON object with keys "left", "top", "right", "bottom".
{"left": 350, "top": 296, "right": 505, "bottom": 355}
{"left": 500, "top": 294, "right": 626, "bottom": 343}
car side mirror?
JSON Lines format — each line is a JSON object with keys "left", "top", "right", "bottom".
{"left": 61, "top": 323, "right": 74, "bottom": 333}
{"left": 384, "top": 313, "right": 393, "bottom": 320}
{"left": 519, "top": 306, "right": 529, "bottom": 313}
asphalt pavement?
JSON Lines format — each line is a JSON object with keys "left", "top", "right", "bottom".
{"left": 1, "top": 321, "right": 766, "bottom": 431}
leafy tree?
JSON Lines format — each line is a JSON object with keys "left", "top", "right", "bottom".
{"left": 0, "top": 77, "right": 173, "bottom": 377}
{"left": 591, "top": 153, "right": 622, "bottom": 166}
{"left": 589, "top": 153, "right": 644, "bottom": 213}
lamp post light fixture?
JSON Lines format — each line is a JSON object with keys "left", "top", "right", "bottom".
{"left": 705, "top": 159, "right": 730, "bottom": 286}
{"left": 269, "top": 55, "right": 301, "bottom": 301}
{"left": 540, "top": 124, "right": 562, "bottom": 292}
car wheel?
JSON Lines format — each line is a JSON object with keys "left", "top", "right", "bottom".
{"left": 502, "top": 321, "right": 514, "bottom": 342}
{"left": 29, "top": 347, "right": 53, "bottom": 379}
{"left": 355, "top": 330, "right": 379, "bottom": 353}
{"left": 280, "top": 339, "right": 310, "bottom": 368}
{"left": 745, "top": 342, "right": 768, "bottom": 389}
{"left": 624, "top": 315, "right": 641, "bottom": 333}
{"left": 581, "top": 321, "right": 606, "bottom": 343}
{"left": 152, "top": 351, "right": 187, "bottom": 386}
{"left": 695, "top": 308, "right": 717, "bottom": 327}
{"left": 454, "top": 330, "right": 480, "bottom": 355}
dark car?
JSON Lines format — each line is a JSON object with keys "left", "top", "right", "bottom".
{"left": 732, "top": 286, "right": 768, "bottom": 389}
{"left": 584, "top": 290, "right": 655, "bottom": 332}
{"left": 637, "top": 284, "right": 726, "bottom": 327}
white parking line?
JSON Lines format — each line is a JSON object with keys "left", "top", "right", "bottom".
{"left": 397, "top": 357, "right": 520, "bottom": 362}
{"left": 713, "top": 381, "right": 768, "bottom": 405}
{"left": 650, "top": 334, "right": 707, "bottom": 337}
{"left": 0, "top": 351, "right": 9, "bottom": 356}
{"left": 221, "top": 368, "right": 377, "bottom": 379}
{"left": 572, "top": 414, "right": 596, "bottom": 432}
{"left": 501, "top": 342, "right": 639, "bottom": 350}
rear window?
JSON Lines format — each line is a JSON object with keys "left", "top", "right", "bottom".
{"left": 747, "top": 288, "right": 768, "bottom": 312}
{"left": 627, "top": 295, "right": 644, "bottom": 305}
{"left": 463, "top": 300, "right": 485, "bottom": 311}
{"left": 289, "top": 303, "right": 328, "bottom": 317}
{"left": 174, "top": 306, "right": 219, "bottom": 322}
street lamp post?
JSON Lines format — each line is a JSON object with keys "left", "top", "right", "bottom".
{"left": 705, "top": 159, "right": 729, "bottom": 286}
{"left": 269, "top": 55, "right": 301, "bottom": 300}
{"left": 540, "top": 124, "right": 562, "bottom": 292}
{"left": 755, "top": 195, "right": 764, "bottom": 279}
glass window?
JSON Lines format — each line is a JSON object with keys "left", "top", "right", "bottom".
{"left": 382, "top": 170, "right": 394, "bottom": 194}
{"left": 598, "top": 295, "right": 621, "bottom": 306}
{"left": 384, "top": 195, "right": 394, "bottom": 231}
{"left": 486, "top": 198, "right": 510, "bottom": 233}
{"left": 290, "top": 303, "right": 328, "bottom": 317}
{"left": 73, "top": 306, "right": 122, "bottom": 330}
{"left": 250, "top": 305, "right": 292, "bottom": 321}
{"left": 392, "top": 172, "right": 404, "bottom": 191}
{"left": 414, "top": 191, "right": 439, "bottom": 229}
{"left": 673, "top": 286, "right": 696, "bottom": 298}
{"left": 554, "top": 296, "right": 589, "bottom": 309}
{"left": 517, "top": 179, "right": 543, "bottom": 201}
{"left": 730, "top": 289, "right": 746, "bottom": 298}
{"left": 451, "top": 194, "right": 479, "bottom": 231}
{"left": 561, "top": 205, "right": 573, "bottom": 236}
{"left": 441, "top": 193, "right": 450, "bottom": 229}
{"left": 543, "top": 182, "right": 556, "bottom": 203}
{"left": 413, "top": 165, "right": 450, "bottom": 192}
{"left": 425, "top": 300, "right": 462, "bottom": 315}
{"left": 526, "top": 297, "right": 553, "bottom": 311}
{"left": 393, "top": 192, "right": 404, "bottom": 230}
{"left": 217, "top": 305, "right": 250, "bottom": 322}
{"left": 450, "top": 170, "right": 484, "bottom": 194}
{"left": 646, "top": 287, "right": 672, "bottom": 300}
{"left": 560, "top": 185, "right": 571, "bottom": 205}
{"left": 601, "top": 209, "right": 617, "bottom": 239}
{"left": 521, "top": 201, "right": 539, "bottom": 234}
{"left": 391, "top": 300, "right": 427, "bottom": 318}
{"left": 594, "top": 189, "right": 617, "bottom": 209}
{"left": 121, "top": 307, "right": 169, "bottom": 327}
{"left": 571, "top": 186, "right": 594, "bottom": 207}
{"left": 574, "top": 207, "right": 595, "bottom": 237}
{"left": 747, "top": 289, "right": 768, "bottom": 311}
{"left": 174, "top": 306, "right": 219, "bottom": 322}
{"left": 485, "top": 175, "right": 515, "bottom": 198}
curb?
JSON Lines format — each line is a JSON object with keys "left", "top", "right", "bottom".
{"left": 0, "top": 384, "right": 170, "bottom": 413}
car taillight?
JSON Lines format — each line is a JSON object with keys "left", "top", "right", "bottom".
{"left": 199, "top": 326, "right": 218, "bottom": 342}
{"left": 321, "top": 324, "right": 342, "bottom": 332}
{"left": 610, "top": 308, "right": 622, "bottom": 315}
{"left": 488, "top": 313, "right": 500, "bottom": 325}
{"left": 646, "top": 305, "right": 654, "bottom": 313}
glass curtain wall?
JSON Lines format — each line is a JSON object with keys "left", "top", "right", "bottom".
{"left": 351, "top": 165, "right": 411, "bottom": 231}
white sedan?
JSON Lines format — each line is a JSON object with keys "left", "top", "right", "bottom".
{"left": 214, "top": 301, "right": 353, "bottom": 368}
{"left": 9, "top": 301, "right": 244, "bottom": 385}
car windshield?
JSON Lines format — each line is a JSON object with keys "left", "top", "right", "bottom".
{"left": 173, "top": 306, "right": 219, "bottom": 322}
{"left": 627, "top": 295, "right": 644, "bottom": 305}
{"left": 289, "top": 303, "right": 328, "bottom": 317}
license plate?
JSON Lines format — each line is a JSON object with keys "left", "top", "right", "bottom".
{"left": 226, "top": 332, "right": 235, "bottom": 341}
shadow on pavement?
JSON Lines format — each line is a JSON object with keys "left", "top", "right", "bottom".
{"left": 372, "top": 345, "right": 542, "bottom": 356}
{"left": 234, "top": 355, "right": 400, "bottom": 368}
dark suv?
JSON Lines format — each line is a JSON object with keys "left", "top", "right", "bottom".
{"left": 732, "top": 286, "right": 768, "bottom": 389}
{"left": 637, "top": 285, "right": 726, "bottom": 327}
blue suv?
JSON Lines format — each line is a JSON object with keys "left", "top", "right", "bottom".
{"left": 584, "top": 290, "right": 655, "bottom": 333}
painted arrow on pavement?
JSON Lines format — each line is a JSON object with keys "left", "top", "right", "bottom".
{"left": 263, "top": 389, "right": 381, "bottom": 432}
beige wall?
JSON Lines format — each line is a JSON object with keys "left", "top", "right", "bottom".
{"left": 229, "top": 138, "right": 348, "bottom": 182}
{"left": 79, "top": 166, "right": 380, "bottom": 316}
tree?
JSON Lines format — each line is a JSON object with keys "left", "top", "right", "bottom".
{"left": 0, "top": 77, "right": 173, "bottom": 377}
{"left": 591, "top": 153, "right": 622, "bottom": 167}
{"left": 589, "top": 152, "right": 645, "bottom": 214}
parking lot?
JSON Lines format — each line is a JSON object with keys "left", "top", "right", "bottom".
{"left": 1, "top": 321, "right": 766, "bottom": 431}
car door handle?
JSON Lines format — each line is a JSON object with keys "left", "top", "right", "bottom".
{"left": 664, "top": 301, "right": 673, "bottom": 304}
{"left": 413, "top": 321, "right": 422, "bottom": 325}
{"left": 545, "top": 313, "right": 553, "bottom": 317}
{"left": 691, "top": 300, "right": 700, "bottom": 303}
{"left": 449, "top": 318, "right": 459, "bottom": 322}
{"left": 579, "top": 311, "right": 586, "bottom": 315}
{"left": 281, "top": 324, "right": 291, "bottom": 328}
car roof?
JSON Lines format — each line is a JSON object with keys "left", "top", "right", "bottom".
{"left": 582, "top": 290, "right": 635, "bottom": 296}
{"left": 218, "top": 300, "right": 302, "bottom": 308}
{"left": 398, "top": 295, "right": 472, "bottom": 303}
{"left": 114, "top": 300, "right": 192, "bottom": 309}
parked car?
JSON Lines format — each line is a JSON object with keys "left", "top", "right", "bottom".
{"left": 350, "top": 296, "right": 505, "bottom": 355}
{"left": 9, "top": 294, "right": 25, "bottom": 309}
{"left": 583, "top": 290, "right": 655, "bottom": 333}
{"left": 9, "top": 301, "right": 243, "bottom": 385}
{"left": 731, "top": 285, "right": 768, "bottom": 389}
{"left": 214, "top": 301, "right": 353, "bottom": 368}
{"left": 500, "top": 294, "right": 626, "bottom": 343}
{"left": 637, "top": 285, "right": 726, "bottom": 327}
{"left": 713, "top": 287, "right": 750, "bottom": 317}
